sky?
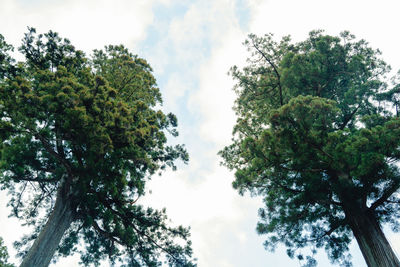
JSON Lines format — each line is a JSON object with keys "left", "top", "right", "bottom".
{"left": 1, "top": 0, "right": 400, "bottom": 266}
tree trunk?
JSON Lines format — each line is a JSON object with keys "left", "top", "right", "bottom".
{"left": 347, "top": 210, "right": 400, "bottom": 267}
{"left": 20, "top": 187, "right": 75, "bottom": 267}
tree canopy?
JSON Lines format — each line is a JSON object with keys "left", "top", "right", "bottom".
{"left": 220, "top": 31, "right": 400, "bottom": 266}
{"left": 0, "top": 28, "right": 195, "bottom": 266}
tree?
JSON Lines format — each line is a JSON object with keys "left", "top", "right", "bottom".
{"left": 220, "top": 31, "right": 400, "bottom": 267}
{"left": 0, "top": 28, "right": 195, "bottom": 267}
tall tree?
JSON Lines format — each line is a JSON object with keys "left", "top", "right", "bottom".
{"left": 0, "top": 28, "right": 195, "bottom": 267}
{"left": 220, "top": 31, "right": 400, "bottom": 267}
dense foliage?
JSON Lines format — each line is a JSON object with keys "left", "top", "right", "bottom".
{"left": 220, "top": 31, "right": 400, "bottom": 266}
{"left": 0, "top": 28, "right": 195, "bottom": 266}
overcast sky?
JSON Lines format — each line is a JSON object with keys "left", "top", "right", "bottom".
{"left": 1, "top": 0, "right": 400, "bottom": 266}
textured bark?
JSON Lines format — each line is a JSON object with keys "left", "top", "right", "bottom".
{"left": 20, "top": 188, "right": 75, "bottom": 267}
{"left": 347, "top": 211, "right": 400, "bottom": 267}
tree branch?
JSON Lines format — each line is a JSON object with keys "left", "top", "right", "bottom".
{"left": 92, "top": 220, "right": 123, "bottom": 245}
{"left": 306, "top": 220, "right": 344, "bottom": 243}
{"left": 339, "top": 104, "right": 360, "bottom": 130}
{"left": 32, "top": 131, "right": 73, "bottom": 176}
{"left": 13, "top": 182, "right": 28, "bottom": 217}
{"left": 271, "top": 179, "right": 304, "bottom": 194}
{"left": 369, "top": 180, "right": 400, "bottom": 211}
{"left": 286, "top": 117, "right": 334, "bottom": 161}
{"left": 13, "top": 174, "right": 59, "bottom": 183}
{"left": 91, "top": 191, "right": 187, "bottom": 265}
{"left": 251, "top": 39, "right": 283, "bottom": 106}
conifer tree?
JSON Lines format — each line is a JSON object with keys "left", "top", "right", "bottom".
{"left": 220, "top": 31, "right": 400, "bottom": 267}
{"left": 0, "top": 28, "right": 195, "bottom": 267}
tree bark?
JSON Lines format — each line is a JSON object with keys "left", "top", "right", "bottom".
{"left": 346, "top": 210, "right": 400, "bottom": 267}
{"left": 20, "top": 187, "right": 75, "bottom": 267}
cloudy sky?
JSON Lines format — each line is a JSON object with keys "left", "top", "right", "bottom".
{"left": 1, "top": 0, "right": 400, "bottom": 266}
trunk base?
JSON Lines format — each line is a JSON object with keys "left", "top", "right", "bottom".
{"left": 20, "top": 191, "right": 75, "bottom": 267}
{"left": 348, "top": 211, "right": 400, "bottom": 267}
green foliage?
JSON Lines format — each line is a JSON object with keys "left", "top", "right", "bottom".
{"left": 0, "top": 28, "right": 194, "bottom": 266}
{"left": 220, "top": 31, "right": 400, "bottom": 265}
{"left": 0, "top": 237, "right": 14, "bottom": 267}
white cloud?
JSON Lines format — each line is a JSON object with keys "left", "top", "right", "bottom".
{"left": 248, "top": 0, "right": 400, "bottom": 70}
{"left": 139, "top": 2, "right": 275, "bottom": 266}
{"left": 142, "top": 163, "right": 241, "bottom": 224}
{"left": 190, "top": 31, "right": 246, "bottom": 146}
{"left": 159, "top": 0, "right": 250, "bottom": 147}
{"left": 161, "top": 72, "right": 189, "bottom": 113}
{"left": 0, "top": 0, "right": 160, "bottom": 53}
{"left": 142, "top": 164, "right": 268, "bottom": 267}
